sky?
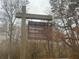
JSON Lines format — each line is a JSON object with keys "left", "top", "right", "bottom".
{"left": 28, "top": 0, "right": 51, "bottom": 15}
{"left": 0, "top": 0, "right": 51, "bottom": 14}
{"left": 0, "top": 0, "right": 52, "bottom": 25}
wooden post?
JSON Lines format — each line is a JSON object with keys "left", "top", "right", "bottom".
{"left": 20, "top": 6, "right": 27, "bottom": 59}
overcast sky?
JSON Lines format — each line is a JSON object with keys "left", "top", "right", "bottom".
{"left": 28, "top": 0, "right": 51, "bottom": 15}
{"left": 0, "top": 0, "right": 51, "bottom": 15}
{"left": 0, "top": 0, "right": 51, "bottom": 25}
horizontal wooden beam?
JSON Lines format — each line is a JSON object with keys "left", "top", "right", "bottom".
{"left": 16, "top": 13, "right": 52, "bottom": 20}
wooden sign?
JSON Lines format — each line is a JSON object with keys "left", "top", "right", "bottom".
{"left": 28, "top": 21, "right": 52, "bottom": 40}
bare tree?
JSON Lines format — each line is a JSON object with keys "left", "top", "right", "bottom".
{"left": 1, "top": 0, "right": 29, "bottom": 59}
{"left": 50, "top": 0, "right": 79, "bottom": 59}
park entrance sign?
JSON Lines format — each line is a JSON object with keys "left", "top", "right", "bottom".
{"left": 28, "top": 21, "right": 52, "bottom": 40}
{"left": 16, "top": 6, "right": 52, "bottom": 59}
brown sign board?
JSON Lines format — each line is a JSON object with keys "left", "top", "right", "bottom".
{"left": 28, "top": 21, "right": 52, "bottom": 40}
